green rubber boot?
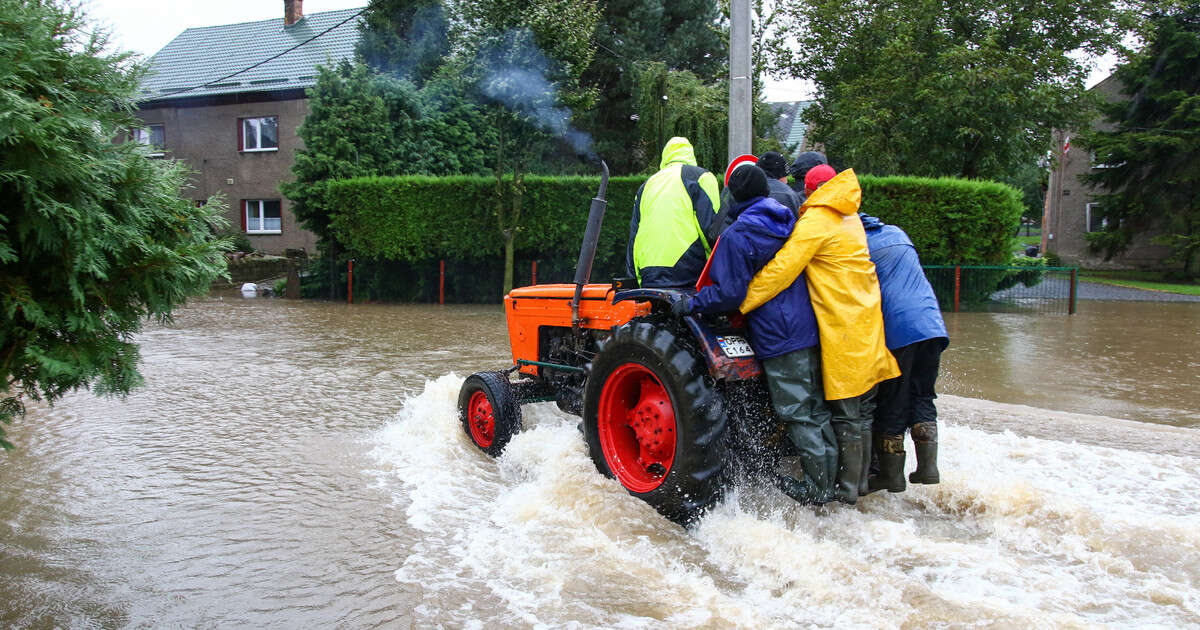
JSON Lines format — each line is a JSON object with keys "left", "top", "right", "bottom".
{"left": 773, "top": 473, "right": 826, "bottom": 505}
{"left": 833, "top": 428, "right": 865, "bottom": 505}
{"left": 857, "top": 429, "right": 872, "bottom": 497}
{"left": 868, "top": 434, "right": 906, "bottom": 493}
{"left": 909, "top": 422, "right": 940, "bottom": 484}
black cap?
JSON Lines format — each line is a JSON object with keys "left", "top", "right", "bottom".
{"left": 729, "top": 165, "right": 770, "bottom": 202}
{"left": 757, "top": 151, "right": 787, "bottom": 179}
{"left": 788, "top": 151, "right": 828, "bottom": 179}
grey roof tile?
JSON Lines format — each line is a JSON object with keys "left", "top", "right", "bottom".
{"left": 140, "top": 7, "right": 364, "bottom": 102}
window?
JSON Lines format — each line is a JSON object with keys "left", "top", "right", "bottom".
{"left": 1086, "top": 202, "right": 1107, "bottom": 233}
{"left": 239, "top": 116, "right": 278, "bottom": 151}
{"left": 133, "top": 124, "right": 165, "bottom": 155}
{"left": 243, "top": 199, "right": 282, "bottom": 234}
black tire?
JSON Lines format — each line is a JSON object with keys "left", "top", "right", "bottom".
{"left": 583, "top": 320, "right": 729, "bottom": 525}
{"left": 459, "top": 371, "right": 522, "bottom": 457}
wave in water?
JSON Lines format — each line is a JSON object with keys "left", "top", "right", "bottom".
{"left": 368, "top": 374, "right": 1200, "bottom": 629}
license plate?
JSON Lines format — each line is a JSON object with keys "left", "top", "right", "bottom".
{"left": 716, "top": 336, "right": 755, "bottom": 358}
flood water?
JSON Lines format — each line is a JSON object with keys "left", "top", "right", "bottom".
{"left": 1, "top": 295, "right": 1197, "bottom": 628}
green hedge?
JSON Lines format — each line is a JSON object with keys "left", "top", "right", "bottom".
{"left": 858, "top": 175, "right": 1023, "bottom": 265}
{"left": 323, "top": 172, "right": 1022, "bottom": 301}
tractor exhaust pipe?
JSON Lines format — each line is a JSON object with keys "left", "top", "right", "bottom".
{"left": 571, "top": 160, "right": 609, "bottom": 335}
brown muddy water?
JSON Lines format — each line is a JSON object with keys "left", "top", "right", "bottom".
{"left": 1, "top": 295, "right": 1198, "bottom": 628}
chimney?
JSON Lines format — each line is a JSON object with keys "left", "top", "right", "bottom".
{"left": 284, "top": 0, "right": 303, "bottom": 26}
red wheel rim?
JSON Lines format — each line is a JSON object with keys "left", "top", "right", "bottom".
{"left": 597, "top": 363, "right": 677, "bottom": 493}
{"left": 467, "top": 390, "right": 495, "bottom": 448}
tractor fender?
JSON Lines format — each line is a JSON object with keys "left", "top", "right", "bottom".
{"left": 613, "top": 288, "right": 763, "bottom": 382}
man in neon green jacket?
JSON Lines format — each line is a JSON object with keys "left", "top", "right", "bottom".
{"left": 626, "top": 137, "right": 723, "bottom": 288}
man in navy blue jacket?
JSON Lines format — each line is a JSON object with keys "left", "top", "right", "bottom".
{"left": 859, "top": 213, "right": 949, "bottom": 493}
{"left": 673, "top": 165, "right": 837, "bottom": 505}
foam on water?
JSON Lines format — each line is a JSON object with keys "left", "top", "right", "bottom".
{"left": 369, "top": 374, "right": 1200, "bottom": 628}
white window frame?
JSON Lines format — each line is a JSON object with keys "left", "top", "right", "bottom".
{"left": 239, "top": 116, "right": 279, "bottom": 152}
{"left": 133, "top": 124, "right": 165, "bottom": 156}
{"left": 244, "top": 199, "right": 282, "bottom": 234}
{"left": 1085, "top": 202, "right": 1107, "bottom": 233}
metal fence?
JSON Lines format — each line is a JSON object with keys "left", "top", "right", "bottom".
{"left": 923, "top": 265, "right": 1079, "bottom": 315}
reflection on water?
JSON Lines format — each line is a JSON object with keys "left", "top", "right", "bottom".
{"left": 0, "top": 295, "right": 1196, "bottom": 628}
{"left": 941, "top": 301, "right": 1200, "bottom": 426}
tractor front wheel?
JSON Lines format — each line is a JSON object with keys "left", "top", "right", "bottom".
{"left": 458, "top": 371, "right": 522, "bottom": 457}
{"left": 583, "top": 321, "right": 729, "bottom": 525}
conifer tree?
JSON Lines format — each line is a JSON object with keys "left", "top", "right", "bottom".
{"left": 1081, "top": 7, "right": 1200, "bottom": 276}
{"left": 0, "top": 0, "right": 228, "bottom": 449}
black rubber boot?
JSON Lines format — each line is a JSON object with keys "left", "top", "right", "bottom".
{"left": 868, "top": 434, "right": 906, "bottom": 493}
{"left": 833, "top": 428, "right": 865, "bottom": 504}
{"left": 909, "top": 422, "right": 940, "bottom": 484}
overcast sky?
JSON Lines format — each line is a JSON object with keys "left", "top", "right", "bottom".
{"left": 82, "top": 0, "right": 1108, "bottom": 102}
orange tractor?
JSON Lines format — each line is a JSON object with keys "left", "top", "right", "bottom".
{"left": 459, "top": 163, "right": 782, "bottom": 524}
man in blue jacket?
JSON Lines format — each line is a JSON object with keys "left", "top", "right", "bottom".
{"left": 673, "top": 165, "right": 836, "bottom": 505}
{"left": 859, "top": 213, "right": 949, "bottom": 493}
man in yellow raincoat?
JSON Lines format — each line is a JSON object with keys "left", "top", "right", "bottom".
{"left": 740, "top": 167, "right": 900, "bottom": 504}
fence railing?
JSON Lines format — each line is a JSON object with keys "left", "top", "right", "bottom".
{"left": 306, "top": 258, "right": 1079, "bottom": 314}
{"left": 923, "top": 265, "right": 1079, "bottom": 315}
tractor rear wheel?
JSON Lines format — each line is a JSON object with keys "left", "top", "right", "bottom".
{"left": 583, "top": 321, "right": 729, "bottom": 525}
{"left": 459, "top": 371, "right": 522, "bottom": 457}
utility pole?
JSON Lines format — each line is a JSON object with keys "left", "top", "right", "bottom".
{"left": 728, "top": 0, "right": 753, "bottom": 162}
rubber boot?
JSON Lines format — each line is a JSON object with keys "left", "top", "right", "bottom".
{"left": 909, "top": 422, "right": 940, "bottom": 484}
{"left": 856, "top": 429, "right": 872, "bottom": 497}
{"left": 868, "top": 434, "right": 906, "bottom": 493}
{"left": 833, "top": 427, "right": 865, "bottom": 505}
{"left": 773, "top": 473, "right": 826, "bottom": 505}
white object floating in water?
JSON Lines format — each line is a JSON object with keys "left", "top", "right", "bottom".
{"left": 240, "top": 282, "right": 258, "bottom": 297}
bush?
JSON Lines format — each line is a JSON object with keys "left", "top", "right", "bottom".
{"left": 996, "top": 255, "right": 1047, "bottom": 291}
{"left": 322, "top": 172, "right": 1022, "bottom": 301}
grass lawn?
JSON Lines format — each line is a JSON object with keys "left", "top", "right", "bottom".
{"left": 1079, "top": 270, "right": 1200, "bottom": 296}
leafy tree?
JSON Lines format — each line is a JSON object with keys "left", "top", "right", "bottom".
{"left": 774, "top": 0, "right": 1133, "bottom": 179}
{"left": 356, "top": 0, "right": 450, "bottom": 87}
{"left": 1081, "top": 7, "right": 1200, "bottom": 277}
{"left": 455, "top": 0, "right": 601, "bottom": 294}
{"left": 282, "top": 61, "right": 402, "bottom": 257}
{"left": 578, "top": 0, "right": 725, "bottom": 173}
{"left": 0, "top": 0, "right": 228, "bottom": 449}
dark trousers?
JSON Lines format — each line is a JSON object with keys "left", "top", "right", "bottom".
{"left": 874, "top": 338, "right": 945, "bottom": 436}
{"left": 762, "top": 347, "right": 838, "bottom": 497}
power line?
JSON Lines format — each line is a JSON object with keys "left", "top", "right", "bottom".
{"left": 152, "top": 9, "right": 366, "bottom": 99}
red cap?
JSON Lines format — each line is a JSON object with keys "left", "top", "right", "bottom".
{"left": 804, "top": 164, "right": 837, "bottom": 194}
{"left": 724, "top": 154, "right": 758, "bottom": 187}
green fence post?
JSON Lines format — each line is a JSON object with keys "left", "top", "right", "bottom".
{"left": 1069, "top": 268, "right": 1077, "bottom": 314}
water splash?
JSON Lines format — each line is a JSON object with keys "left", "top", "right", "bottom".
{"left": 369, "top": 375, "right": 1200, "bottom": 628}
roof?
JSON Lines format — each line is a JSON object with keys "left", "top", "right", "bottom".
{"left": 139, "top": 7, "right": 364, "bottom": 102}
{"left": 769, "top": 101, "right": 816, "bottom": 155}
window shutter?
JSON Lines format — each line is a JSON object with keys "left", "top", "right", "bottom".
{"left": 240, "top": 200, "right": 247, "bottom": 232}
{"left": 237, "top": 118, "right": 243, "bottom": 151}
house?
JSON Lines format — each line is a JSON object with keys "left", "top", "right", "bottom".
{"left": 1042, "top": 75, "right": 1173, "bottom": 269}
{"left": 134, "top": 1, "right": 363, "bottom": 255}
{"left": 768, "top": 100, "right": 817, "bottom": 157}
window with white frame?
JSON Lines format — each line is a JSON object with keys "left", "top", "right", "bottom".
{"left": 243, "top": 199, "right": 282, "bottom": 234}
{"left": 239, "top": 116, "right": 278, "bottom": 151}
{"left": 1085, "top": 202, "right": 1107, "bottom": 233}
{"left": 133, "top": 124, "right": 165, "bottom": 155}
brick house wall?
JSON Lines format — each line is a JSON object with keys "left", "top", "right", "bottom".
{"left": 136, "top": 93, "right": 317, "bottom": 255}
{"left": 1043, "top": 76, "right": 1174, "bottom": 269}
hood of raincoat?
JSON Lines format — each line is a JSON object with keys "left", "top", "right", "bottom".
{"left": 739, "top": 167, "right": 899, "bottom": 399}
{"left": 800, "top": 168, "right": 861, "bottom": 216}
{"left": 659, "top": 137, "right": 698, "bottom": 170}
